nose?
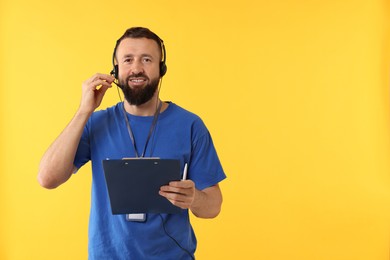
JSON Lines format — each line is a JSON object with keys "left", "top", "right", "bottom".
{"left": 130, "top": 60, "right": 144, "bottom": 75}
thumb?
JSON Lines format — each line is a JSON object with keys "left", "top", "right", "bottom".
{"left": 95, "top": 85, "right": 110, "bottom": 106}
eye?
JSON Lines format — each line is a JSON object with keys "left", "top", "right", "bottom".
{"left": 124, "top": 58, "right": 133, "bottom": 63}
{"left": 143, "top": 57, "right": 152, "bottom": 63}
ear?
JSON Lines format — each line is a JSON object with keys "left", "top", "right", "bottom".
{"left": 160, "top": 62, "right": 167, "bottom": 77}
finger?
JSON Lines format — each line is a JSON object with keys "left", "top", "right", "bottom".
{"left": 92, "top": 73, "right": 115, "bottom": 81}
{"left": 93, "top": 86, "right": 109, "bottom": 105}
{"left": 172, "top": 201, "right": 191, "bottom": 209}
{"left": 159, "top": 191, "right": 193, "bottom": 209}
{"left": 160, "top": 186, "right": 187, "bottom": 195}
{"left": 161, "top": 182, "right": 194, "bottom": 192}
{"left": 96, "top": 85, "right": 110, "bottom": 97}
{"left": 95, "top": 80, "right": 113, "bottom": 88}
{"left": 159, "top": 191, "right": 188, "bottom": 204}
{"left": 84, "top": 79, "right": 112, "bottom": 90}
{"left": 168, "top": 200, "right": 190, "bottom": 209}
{"left": 163, "top": 196, "right": 192, "bottom": 209}
{"left": 168, "top": 180, "right": 194, "bottom": 188}
{"left": 87, "top": 73, "right": 115, "bottom": 84}
{"left": 96, "top": 75, "right": 115, "bottom": 84}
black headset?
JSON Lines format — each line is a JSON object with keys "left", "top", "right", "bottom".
{"left": 110, "top": 37, "right": 167, "bottom": 81}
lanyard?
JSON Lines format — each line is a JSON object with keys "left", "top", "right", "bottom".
{"left": 122, "top": 101, "right": 162, "bottom": 158}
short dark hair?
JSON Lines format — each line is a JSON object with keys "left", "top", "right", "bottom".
{"left": 112, "top": 27, "right": 164, "bottom": 62}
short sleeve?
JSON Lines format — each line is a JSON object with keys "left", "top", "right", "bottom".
{"left": 189, "top": 119, "right": 226, "bottom": 190}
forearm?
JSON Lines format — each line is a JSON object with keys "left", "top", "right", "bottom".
{"left": 190, "top": 185, "right": 223, "bottom": 219}
{"left": 37, "top": 110, "right": 91, "bottom": 189}
{"left": 38, "top": 73, "right": 114, "bottom": 189}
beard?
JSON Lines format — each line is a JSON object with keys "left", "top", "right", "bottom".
{"left": 119, "top": 73, "right": 160, "bottom": 106}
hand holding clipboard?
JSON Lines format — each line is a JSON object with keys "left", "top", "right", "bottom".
{"left": 159, "top": 163, "right": 196, "bottom": 210}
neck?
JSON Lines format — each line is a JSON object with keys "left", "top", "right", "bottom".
{"left": 124, "top": 97, "right": 161, "bottom": 116}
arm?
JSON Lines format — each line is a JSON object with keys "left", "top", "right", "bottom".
{"left": 159, "top": 181, "right": 223, "bottom": 218}
{"left": 37, "top": 110, "right": 91, "bottom": 189}
{"left": 37, "top": 73, "right": 114, "bottom": 189}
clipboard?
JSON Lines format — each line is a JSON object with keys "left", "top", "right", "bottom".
{"left": 102, "top": 158, "right": 182, "bottom": 214}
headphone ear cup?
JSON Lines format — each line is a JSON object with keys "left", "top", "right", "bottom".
{"left": 113, "top": 65, "right": 119, "bottom": 79}
{"left": 110, "top": 65, "right": 122, "bottom": 89}
{"left": 160, "top": 62, "right": 167, "bottom": 77}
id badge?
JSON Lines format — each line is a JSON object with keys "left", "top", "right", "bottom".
{"left": 126, "top": 213, "right": 147, "bottom": 222}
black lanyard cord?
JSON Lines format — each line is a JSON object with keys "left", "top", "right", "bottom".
{"left": 122, "top": 101, "right": 162, "bottom": 158}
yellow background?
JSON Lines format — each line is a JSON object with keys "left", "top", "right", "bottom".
{"left": 1, "top": 0, "right": 390, "bottom": 259}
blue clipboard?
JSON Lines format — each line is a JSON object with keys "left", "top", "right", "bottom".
{"left": 102, "top": 158, "right": 182, "bottom": 215}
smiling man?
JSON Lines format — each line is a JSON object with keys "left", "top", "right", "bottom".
{"left": 38, "top": 27, "right": 226, "bottom": 259}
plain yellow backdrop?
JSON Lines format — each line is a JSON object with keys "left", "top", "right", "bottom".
{"left": 1, "top": 0, "right": 390, "bottom": 259}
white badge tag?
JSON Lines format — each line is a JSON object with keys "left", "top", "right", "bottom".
{"left": 126, "top": 213, "right": 147, "bottom": 222}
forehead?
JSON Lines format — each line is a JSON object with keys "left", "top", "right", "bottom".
{"left": 116, "top": 37, "right": 161, "bottom": 58}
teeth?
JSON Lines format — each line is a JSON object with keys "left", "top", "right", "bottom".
{"left": 130, "top": 79, "right": 145, "bottom": 82}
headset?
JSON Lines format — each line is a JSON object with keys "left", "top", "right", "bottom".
{"left": 110, "top": 37, "right": 167, "bottom": 86}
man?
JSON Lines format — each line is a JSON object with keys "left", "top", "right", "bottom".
{"left": 38, "top": 27, "right": 226, "bottom": 259}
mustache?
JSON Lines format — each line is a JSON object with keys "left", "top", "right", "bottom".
{"left": 127, "top": 73, "right": 149, "bottom": 81}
